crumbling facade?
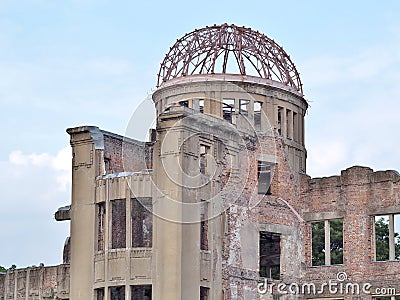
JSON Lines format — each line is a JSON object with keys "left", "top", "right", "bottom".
{"left": 0, "top": 265, "right": 70, "bottom": 299}
{"left": 1, "top": 24, "right": 400, "bottom": 300}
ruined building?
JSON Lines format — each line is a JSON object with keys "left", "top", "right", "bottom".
{"left": 1, "top": 24, "right": 400, "bottom": 300}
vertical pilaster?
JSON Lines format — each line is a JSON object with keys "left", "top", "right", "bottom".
{"left": 325, "top": 220, "right": 331, "bottom": 265}
{"left": 104, "top": 180, "right": 110, "bottom": 300}
{"left": 67, "top": 126, "right": 104, "bottom": 300}
{"left": 282, "top": 107, "right": 287, "bottom": 138}
{"left": 389, "top": 214, "right": 395, "bottom": 260}
{"left": 13, "top": 270, "right": 17, "bottom": 300}
{"left": 25, "top": 269, "right": 29, "bottom": 300}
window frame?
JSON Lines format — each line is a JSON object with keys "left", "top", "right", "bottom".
{"left": 259, "top": 231, "right": 281, "bottom": 280}
{"left": 311, "top": 218, "right": 344, "bottom": 266}
{"left": 257, "top": 161, "right": 272, "bottom": 195}
{"left": 374, "top": 213, "right": 400, "bottom": 261}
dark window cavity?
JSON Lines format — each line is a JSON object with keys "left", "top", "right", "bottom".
{"left": 259, "top": 231, "right": 280, "bottom": 280}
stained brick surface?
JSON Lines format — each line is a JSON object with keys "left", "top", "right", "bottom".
{"left": 221, "top": 134, "right": 400, "bottom": 299}
{"left": 103, "top": 134, "right": 153, "bottom": 174}
{"left": 131, "top": 198, "right": 152, "bottom": 248}
{"left": 111, "top": 199, "right": 126, "bottom": 249}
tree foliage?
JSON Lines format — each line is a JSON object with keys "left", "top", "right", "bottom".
{"left": 330, "top": 219, "right": 344, "bottom": 264}
{"left": 312, "top": 219, "right": 343, "bottom": 266}
{"left": 375, "top": 217, "right": 400, "bottom": 261}
{"left": 375, "top": 217, "right": 390, "bottom": 261}
{"left": 0, "top": 265, "right": 17, "bottom": 273}
{"left": 312, "top": 221, "right": 325, "bottom": 266}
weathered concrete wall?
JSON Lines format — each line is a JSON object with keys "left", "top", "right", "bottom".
{"left": 0, "top": 265, "right": 69, "bottom": 300}
{"left": 221, "top": 133, "right": 305, "bottom": 300}
{"left": 93, "top": 173, "right": 153, "bottom": 299}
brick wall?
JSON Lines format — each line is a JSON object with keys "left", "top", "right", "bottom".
{"left": 220, "top": 131, "right": 400, "bottom": 299}
{"left": 222, "top": 134, "right": 304, "bottom": 299}
{"left": 131, "top": 198, "right": 152, "bottom": 248}
{"left": 103, "top": 133, "right": 151, "bottom": 174}
{"left": 111, "top": 199, "right": 126, "bottom": 249}
{"left": 300, "top": 166, "right": 400, "bottom": 298}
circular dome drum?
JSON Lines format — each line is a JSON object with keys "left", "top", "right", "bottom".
{"left": 157, "top": 23, "right": 303, "bottom": 94}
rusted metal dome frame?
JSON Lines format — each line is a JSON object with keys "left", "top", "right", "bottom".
{"left": 157, "top": 24, "right": 303, "bottom": 94}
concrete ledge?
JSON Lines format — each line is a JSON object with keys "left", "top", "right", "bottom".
{"left": 303, "top": 211, "right": 346, "bottom": 222}
{"left": 55, "top": 205, "right": 71, "bottom": 221}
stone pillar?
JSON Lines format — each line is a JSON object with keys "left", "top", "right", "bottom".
{"left": 324, "top": 220, "right": 331, "bottom": 265}
{"left": 282, "top": 107, "right": 287, "bottom": 138}
{"left": 389, "top": 214, "right": 395, "bottom": 260}
{"left": 67, "top": 126, "right": 104, "bottom": 300}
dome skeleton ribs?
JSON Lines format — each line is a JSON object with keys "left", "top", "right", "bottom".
{"left": 157, "top": 24, "right": 303, "bottom": 94}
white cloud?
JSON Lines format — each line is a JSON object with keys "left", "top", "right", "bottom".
{"left": 52, "top": 146, "right": 71, "bottom": 171}
{"left": 300, "top": 32, "right": 400, "bottom": 178}
{"left": 0, "top": 147, "right": 71, "bottom": 267}
{"left": 9, "top": 150, "right": 56, "bottom": 167}
{"left": 9, "top": 150, "right": 28, "bottom": 165}
{"left": 8, "top": 147, "right": 71, "bottom": 192}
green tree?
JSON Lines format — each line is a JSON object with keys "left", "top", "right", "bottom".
{"left": 312, "top": 219, "right": 343, "bottom": 266}
{"left": 0, "top": 265, "right": 17, "bottom": 272}
{"left": 312, "top": 221, "right": 325, "bottom": 266}
{"left": 330, "top": 219, "right": 344, "bottom": 265}
{"left": 375, "top": 217, "right": 390, "bottom": 261}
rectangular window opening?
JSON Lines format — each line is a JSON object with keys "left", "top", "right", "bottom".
{"left": 258, "top": 161, "right": 272, "bottom": 195}
{"left": 374, "top": 214, "right": 400, "bottom": 261}
{"left": 110, "top": 286, "right": 125, "bottom": 300}
{"left": 131, "top": 285, "right": 152, "bottom": 300}
{"left": 132, "top": 198, "right": 153, "bottom": 248}
{"left": 95, "top": 288, "right": 105, "bottom": 300}
{"left": 277, "top": 107, "right": 283, "bottom": 136}
{"left": 200, "top": 286, "right": 209, "bottom": 300}
{"left": 286, "top": 109, "right": 291, "bottom": 139}
{"left": 104, "top": 157, "right": 111, "bottom": 173}
{"left": 293, "top": 112, "right": 298, "bottom": 142}
{"left": 375, "top": 215, "right": 389, "bottom": 261}
{"left": 222, "top": 99, "right": 235, "bottom": 123}
{"left": 330, "top": 219, "right": 344, "bottom": 265}
{"left": 254, "top": 101, "right": 262, "bottom": 131}
{"left": 259, "top": 231, "right": 281, "bottom": 280}
{"left": 179, "top": 100, "right": 189, "bottom": 107}
{"left": 312, "top": 219, "right": 343, "bottom": 266}
{"left": 239, "top": 99, "right": 250, "bottom": 116}
{"left": 200, "top": 200, "right": 209, "bottom": 251}
{"left": 312, "top": 221, "right": 325, "bottom": 266}
{"left": 111, "top": 199, "right": 126, "bottom": 249}
{"left": 395, "top": 214, "right": 400, "bottom": 259}
{"left": 199, "top": 99, "right": 204, "bottom": 113}
{"left": 97, "top": 202, "right": 106, "bottom": 252}
{"left": 200, "top": 145, "right": 210, "bottom": 175}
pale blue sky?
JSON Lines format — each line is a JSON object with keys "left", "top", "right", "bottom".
{"left": 1, "top": 0, "right": 400, "bottom": 268}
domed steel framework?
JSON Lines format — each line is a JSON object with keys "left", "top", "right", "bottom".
{"left": 157, "top": 24, "right": 303, "bottom": 93}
